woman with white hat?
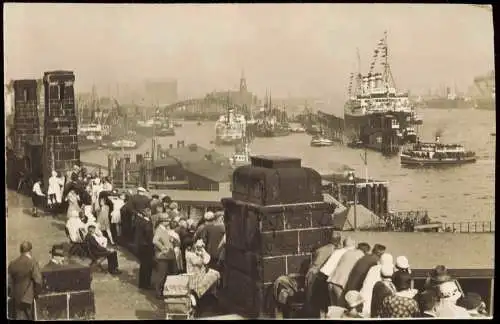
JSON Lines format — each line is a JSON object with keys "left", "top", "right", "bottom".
{"left": 342, "top": 291, "right": 365, "bottom": 318}
{"left": 371, "top": 264, "right": 396, "bottom": 317}
{"left": 434, "top": 280, "right": 470, "bottom": 318}
{"left": 360, "top": 253, "right": 393, "bottom": 317}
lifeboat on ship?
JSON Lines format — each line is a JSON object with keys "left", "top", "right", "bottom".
{"left": 110, "top": 139, "right": 138, "bottom": 151}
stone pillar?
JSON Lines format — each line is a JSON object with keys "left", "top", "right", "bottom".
{"left": 12, "top": 80, "right": 40, "bottom": 157}
{"left": 221, "top": 156, "right": 335, "bottom": 318}
{"left": 42, "top": 71, "right": 79, "bottom": 190}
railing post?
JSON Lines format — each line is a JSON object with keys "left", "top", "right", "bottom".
{"left": 467, "top": 222, "right": 470, "bottom": 233}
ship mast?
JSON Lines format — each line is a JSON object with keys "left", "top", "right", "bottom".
{"left": 381, "top": 31, "right": 396, "bottom": 92}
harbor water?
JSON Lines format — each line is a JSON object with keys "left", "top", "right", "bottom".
{"left": 81, "top": 108, "right": 496, "bottom": 223}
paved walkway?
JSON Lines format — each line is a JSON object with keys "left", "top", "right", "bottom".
{"left": 6, "top": 190, "right": 164, "bottom": 320}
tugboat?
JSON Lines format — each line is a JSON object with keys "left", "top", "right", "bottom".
{"left": 400, "top": 136, "right": 476, "bottom": 167}
{"left": 310, "top": 134, "right": 335, "bottom": 147}
{"left": 343, "top": 31, "right": 421, "bottom": 156}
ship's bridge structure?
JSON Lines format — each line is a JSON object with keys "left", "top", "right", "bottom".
{"left": 161, "top": 72, "right": 259, "bottom": 119}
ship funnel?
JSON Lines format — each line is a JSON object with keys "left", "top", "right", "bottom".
{"left": 435, "top": 136, "right": 440, "bottom": 143}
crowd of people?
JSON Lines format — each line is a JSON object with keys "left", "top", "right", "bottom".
{"left": 293, "top": 231, "right": 490, "bottom": 319}
{"left": 9, "top": 165, "right": 490, "bottom": 320}
{"left": 27, "top": 165, "right": 227, "bottom": 311}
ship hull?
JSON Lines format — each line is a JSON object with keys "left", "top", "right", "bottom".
{"left": 254, "top": 129, "right": 290, "bottom": 138}
{"left": 344, "top": 112, "right": 414, "bottom": 155}
{"left": 215, "top": 137, "right": 244, "bottom": 146}
{"left": 422, "top": 99, "right": 473, "bottom": 110}
{"left": 400, "top": 155, "right": 476, "bottom": 167}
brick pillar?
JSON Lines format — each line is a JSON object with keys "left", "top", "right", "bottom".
{"left": 42, "top": 71, "right": 79, "bottom": 189}
{"left": 221, "top": 156, "right": 335, "bottom": 318}
{"left": 12, "top": 80, "right": 41, "bottom": 157}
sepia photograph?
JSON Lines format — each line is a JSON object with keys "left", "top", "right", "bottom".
{"left": 5, "top": 3, "right": 494, "bottom": 320}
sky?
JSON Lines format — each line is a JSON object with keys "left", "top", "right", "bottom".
{"left": 4, "top": 4, "right": 494, "bottom": 101}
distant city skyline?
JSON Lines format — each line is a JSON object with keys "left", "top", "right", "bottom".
{"left": 4, "top": 4, "right": 494, "bottom": 103}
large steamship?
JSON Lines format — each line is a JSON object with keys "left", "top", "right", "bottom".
{"left": 215, "top": 107, "right": 246, "bottom": 146}
{"left": 344, "top": 32, "right": 420, "bottom": 155}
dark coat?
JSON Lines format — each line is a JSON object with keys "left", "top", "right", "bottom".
{"left": 197, "top": 222, "right": 225, "bottom": 259}
{"left": 130, "top": 194, "right": 151, "bottom": 213}
{"left": 85, "top": 233, "right": 110, "bottom": 258}
{"left": 8, "top": 255, "right": 43, "bottom": 304}
{"left": 344, "top": 254, "right": 379, "bottom": 292}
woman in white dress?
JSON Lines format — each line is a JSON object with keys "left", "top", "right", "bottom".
{"left": 185, "top": 239, "right": 220, "bottom": 301}
{"left": 66, "top": 190, "right": 81, "bottom": 220}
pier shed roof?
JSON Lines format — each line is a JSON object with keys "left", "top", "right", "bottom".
{"left": 183, "top": 160, "right": 233, "bottom": 183}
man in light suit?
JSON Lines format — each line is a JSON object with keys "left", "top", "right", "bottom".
{"left": 304, "top": 231, "right": 342, "bottom": 318}
{"left": 8, "top": 241, "right": 43, "bottom": 320}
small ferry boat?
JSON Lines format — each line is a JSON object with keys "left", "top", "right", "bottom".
{"left": 400, "top": 136, "right": 476, "bottom": 167}
{"left": 310, "top": 134, "right": 335, "bottom": 147}
{"left": 110, "top": 139, "right": 138, "bottom": 151}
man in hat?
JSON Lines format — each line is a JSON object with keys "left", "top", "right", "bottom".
{"left": 135, "top": 207, "right": 155, "bottom": 290}
{"left": 43, "top": 244, "right": 68, "bottom": 269}
{"left": 195, "top": 210, "right": 225, "bottom": 270}
{"left": 457, "top": 292, "right": 489, "bottom": 317}
{"left": 345, "top": 244, "right": 386, "bottom": 293}
{"left": 8, "top": 241, "right": 42, "bottom": 320}
{"left": 342, "top": 291, "right": 364, "bottom": 318}
{"left": 153, "top": 215, "right": 179, "bottom": 298}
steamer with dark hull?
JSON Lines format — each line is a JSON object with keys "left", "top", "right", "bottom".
{"left": 343, "top": 32, "right": 421, "bottom": 155}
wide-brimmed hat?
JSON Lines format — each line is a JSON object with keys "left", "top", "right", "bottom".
{"left": 204, "top": 211, "right": 215, "bottom": 221}
{"left": 50, "top": 244, "right": 65, "bottom": 257}
{"left": 344, "top": 290, "right": 364, "bottom": 308}
{"left": 137, "top": 187, "right": 147, "bottom": 193}
{"left": 169, "top": 202, "right": 178, "bottom": 210}
{"left": 396, "top": 256, "right": 410, "bottom": 269}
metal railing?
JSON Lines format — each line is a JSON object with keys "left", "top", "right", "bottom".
{"left": 442, "top": 221, "right": 495, "bottom": 233}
